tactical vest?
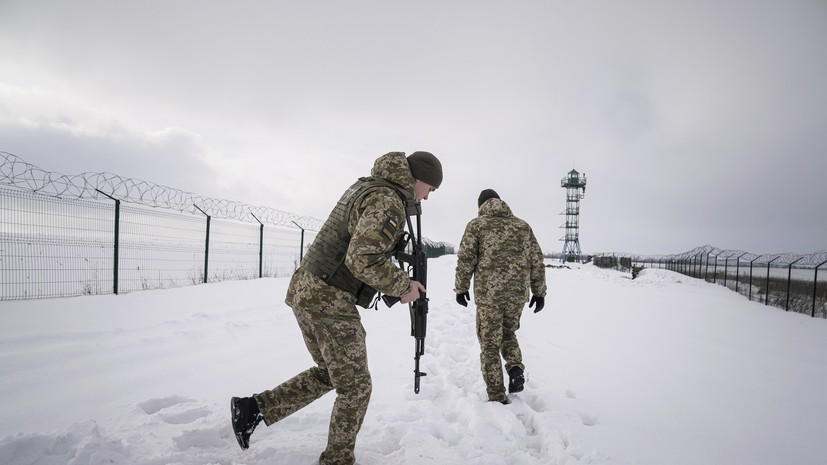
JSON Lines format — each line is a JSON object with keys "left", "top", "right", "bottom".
{"left": 302, "top": 176, "right": 412, "bottom": 308}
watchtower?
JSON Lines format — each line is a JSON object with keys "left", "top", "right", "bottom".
{"left": 560, "top": 169, "right": 587, "bottom": 263}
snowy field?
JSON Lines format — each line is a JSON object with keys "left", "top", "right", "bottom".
{"left": 1, "top": 255, "right": 825, "bottom": 465}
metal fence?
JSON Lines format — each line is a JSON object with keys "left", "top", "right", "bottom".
{"left": 0, "top": 151, "right": 321, "bottom": 300}
{"left": 593, "top": 246, "right": 827, "bottom": 318}
{"left": 0, "top": 186, "right": 317, "bottom": 300}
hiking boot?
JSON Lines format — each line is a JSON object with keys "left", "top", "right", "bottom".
{"left": 508, "top": 366, "right": 525, "bottom": 393}
{"left": 231, "top": 396, "right": 263, "bottom": 450}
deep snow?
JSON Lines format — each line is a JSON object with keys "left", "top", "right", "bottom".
{"left": 1, "top": 255, "right": 825, "bottom": 465}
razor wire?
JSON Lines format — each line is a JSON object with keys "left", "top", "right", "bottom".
{"left": 629, "top": 245, "right": 827, "bottom": 268}
{"left": 1, "top": 151, "right": 322, "bottom": 230}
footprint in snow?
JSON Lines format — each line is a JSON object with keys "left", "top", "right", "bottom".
{"left": 137, "top": 395, "right": 213, "bottom": 425}
{"left": 577, "top": 410, "right": 599, "bottom": 426}
{"left": 159, "top": 407, "right": 211, "bottom": 425}
{"left": 138, "top": 395, "right": 195, "bottom": 415}
{"left": 173, "top": 425, "right": 226, "bottom": 450}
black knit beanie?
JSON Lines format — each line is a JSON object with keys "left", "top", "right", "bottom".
{"left": 407, "top": 151, "right": 443, "bottom": 189}
{"left": 478, "top": 189, "right": 500, "bottom": 208}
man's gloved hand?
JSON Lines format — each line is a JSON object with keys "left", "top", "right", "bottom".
{"left": 456, "top": 291, "right": 470, "bottom": 307}
{"left": 529, "top": 295, "right": 545, "bottom": 313}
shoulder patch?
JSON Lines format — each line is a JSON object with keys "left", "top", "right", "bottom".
{"left": 382, "top": 211, "right": 400, "bottom": 240}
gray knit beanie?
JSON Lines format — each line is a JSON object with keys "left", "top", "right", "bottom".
{"left": 478, "top": 189, "right": 500, "bottom": 207}
{"left": 407, "top": 151, "right": 443, "bottom": 189}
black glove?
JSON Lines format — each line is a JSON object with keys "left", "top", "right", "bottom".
{"left": 456, "top": 291, "right": 470, "bottom": 307}
{"left": 529, "top": 295, "right": 545, "bottom": 313}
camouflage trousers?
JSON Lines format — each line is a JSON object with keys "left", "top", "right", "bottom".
{"left": 255, "top": 269, "right": 372, "bottom": 465}
{"left": 475, "top": 300, "right": 525, "bottom": 402}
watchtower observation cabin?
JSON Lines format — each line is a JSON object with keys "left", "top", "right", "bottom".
{"left": 560, "top": 169, "right": 587, "bottom": 263}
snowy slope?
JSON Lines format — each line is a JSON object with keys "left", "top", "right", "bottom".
{"left": 1, "top": 255, "right": 826, "bottom": 465}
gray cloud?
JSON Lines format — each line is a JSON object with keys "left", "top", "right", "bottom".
{"left": 1, "top": 0, "right": 825, "bottom": 255}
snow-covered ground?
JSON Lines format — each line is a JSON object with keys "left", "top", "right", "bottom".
{"left": 1, "top": 255, "right": 825, "bottom": 465}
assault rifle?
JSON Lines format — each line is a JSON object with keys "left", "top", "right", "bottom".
{"left": 382, "top": 199, "right": 428, "bottom": 394}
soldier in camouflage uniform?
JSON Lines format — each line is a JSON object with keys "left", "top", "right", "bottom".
{"left": 231, "top": 151, "right": 443, "bottom": 465}
{"left": 454, "top": 189, "right": 547, "bottom": 404}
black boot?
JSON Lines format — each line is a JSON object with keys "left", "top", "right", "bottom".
{"left": 231, "top": 396, "right": 263, "bottom": 450}
{"left": 508, "top": 366, "right": 525, "bottom": 393}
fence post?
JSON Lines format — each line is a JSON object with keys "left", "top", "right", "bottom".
{"left": 765, "top": 256, "right": 780, "bottom": 305}
{"left": 734, "top": 252, "right": 748, "bottom": 294}
{"left": 713, "top": 255, "right": 719, "bottom": 284}
{"left": 252, "top": 214, "right": 264, "bottom": 279}
{"left": 749, "top": 255, "right": 762, "bottom": 301}
{"left": 194, "top": 205, "right": 210, "bottom": 284}
{"left": 705, "top": 252, "right": 712, "bottom": 281}
{"left": 95, "top": 189, "right": 120, "bottom": 295}
{"left": 786, "top": 257, "right": 803, "bottom": 311}
{"left": 291, "top": 220, "right": 306, "bottom": 264}
{"left": 815, "top": 260, "right": 827, "bottom": 318}
{"left": 723, "top": 255, "right": 729, "bottom": 288}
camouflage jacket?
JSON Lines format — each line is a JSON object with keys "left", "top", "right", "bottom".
{"left": 454, "top": 198, "right": 547, "bottom": 306}
{"left": 288, "top": 152, "right": 414, "bottom": 311}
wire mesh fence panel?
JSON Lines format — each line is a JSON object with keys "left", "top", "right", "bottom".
{"left": 0, "top": 187, "right": 115, "bottom": 300}
{"left": 1, "top": 186, "right": 318, "bottom": 300}
{"left": 208, "top": 219, "right": 262, "bottom": 282}
{"left": 264, "top": 227, "right": 314, "bottom": 278}
{"left": 119, "top": 205, "right": 208, "bottom": 293}
{"left": 205, "top": 220, "right": 311, "bottom": 281}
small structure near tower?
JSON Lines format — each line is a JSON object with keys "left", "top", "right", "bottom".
{"left": 560, "top": 169, "right": 587, "bottom": 263}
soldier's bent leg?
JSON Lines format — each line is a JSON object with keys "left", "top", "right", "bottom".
{"left": 476, "top": 303, "right": 506, "bottom": 402}
{"left": 255, "top": 307, "right": 335, "bottom": 425}
{"left": 315, "top": 316, "right": 372, "bottom": 465}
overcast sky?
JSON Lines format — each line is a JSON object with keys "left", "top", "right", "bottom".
{"left": 1, "top": 0, "right": 825, "bottom": 256}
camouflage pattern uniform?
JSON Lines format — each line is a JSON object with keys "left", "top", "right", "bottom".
{"left": 454, "top": 198, "right": 547, "bottom": 402}
{"left": 254, "top": 152, "right": 414, "bottom": 465}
